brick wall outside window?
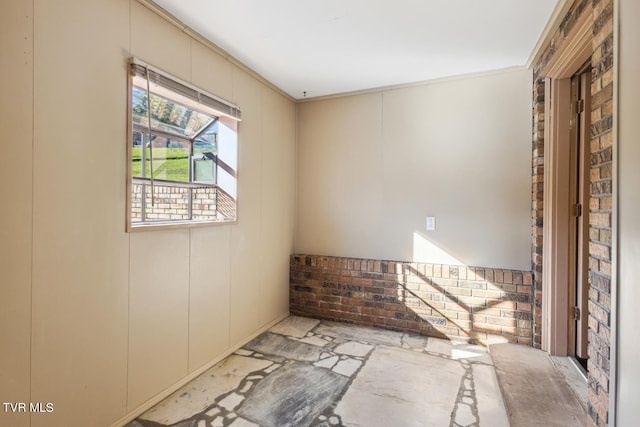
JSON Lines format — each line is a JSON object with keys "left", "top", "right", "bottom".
{"left": 131, "top": 183, "right": 236, "bottom": 222}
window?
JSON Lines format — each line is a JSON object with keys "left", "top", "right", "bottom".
{"left": 127, "top": 57, "right": 240, "bottom": 229}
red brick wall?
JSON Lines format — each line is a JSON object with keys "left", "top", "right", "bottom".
{"left": 290, "top": 254, "right": 533, "bottom": 345}
{"left": 587, "top": 1, "right": 614, "bottom": 425}
{"left": 531, "top": 76, "right": 545, "bottom": 348}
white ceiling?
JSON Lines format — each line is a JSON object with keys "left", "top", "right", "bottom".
{"left": 153, "top": 0, "right": 559, "bottom": 100}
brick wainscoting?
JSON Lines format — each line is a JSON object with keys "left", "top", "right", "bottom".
{"left": 290, "top": 254, "right": 533, "bottom": 345}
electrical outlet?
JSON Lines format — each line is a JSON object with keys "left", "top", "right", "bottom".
{"left": 426, "top": 216, "right": 436, "bottom": 231}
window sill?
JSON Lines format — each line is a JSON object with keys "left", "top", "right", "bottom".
{"left": 127, "top": 218, "right": 237, "bottom": 232}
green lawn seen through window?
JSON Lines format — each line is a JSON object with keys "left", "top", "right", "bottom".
{"left": 132, "top": 147, "right": 189, "bottom": 182}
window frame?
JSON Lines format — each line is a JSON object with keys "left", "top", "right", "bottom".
{"left": 126, "top": 57, "right": 240, "bottom": 231}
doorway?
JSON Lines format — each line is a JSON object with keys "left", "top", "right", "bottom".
{"left": 539, "top": 4, "right": 593, "bottom": 357}
{"left": 567, "top": 65, "right": 591, "bottom": 371}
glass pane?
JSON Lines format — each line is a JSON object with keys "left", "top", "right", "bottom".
{"left": 193, "top": 159, "right": 216, "bottom": 183}
{"left": 131, "top": 132, "right": 190, "bottom": 182}
{"left": 131, "top": 130, "right": 145, "bottom": 178}
{"left": 149, "top": 137, "right": 190, "bottom": 182}
{"left": 193, "top": 121, "right": 218, "bottom": 155}
{"left": 132, "top": 86, "right": 215, "bottom": 139}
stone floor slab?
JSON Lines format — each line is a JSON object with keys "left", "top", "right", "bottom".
{"left": 269, "top": 315, "right": 320, "bottom": 338}
{"left": 314, "top": 355, "right": 339, "bottom": 369}
{"left": 333, "top": 341, "right": 373, "bottom": 357}
{"left": 332, "top": 358, "right": 362, "bottom": 377}
{"left": 138, "top": 355, "right": 272, "bottom": 425}
{"left": 237, "top": 362, "right": 348, "bottom": 427}
{"left": 298, "top": 335, "right": 330, "bottom": 347}
{"left": 425, "top": 338, "right": 492, "bottom": 363}
{"left": 218, "top": 392, "right": 244, "bottom": 411}
{"left": 456, "top": 403, "right": 476, "bottom": 426}
{"left": 451, "top": 344, "right": 492, "bottom": 364}
{"left": 491, "top": 343, "right": 586, "bottom": 427}
{"left": 473, "top": 363, "right": 509, "bottom": 427}
{"left": 401, "top": 333, "right": 430, "bottom": 351}
{"left": 335, "top": 345, "right": 464, "bottom": 427}
{"left": 244, "top": 332, "right": 321, "bottom": 362}
{"left": 229, "top": 417, "right": 259, "bottom": 427}
{"left": 425, "top": 336, "right": 454, "bottom": 356}
{"left": 314, "top": 321, "right": 402, "bottom": 346}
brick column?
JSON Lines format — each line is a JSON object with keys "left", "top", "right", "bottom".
{"left": 531, "top": 77, "right": 545, "bottom": 349}
{"left": 586, "top": 0, "right": 614, "bottom": 425}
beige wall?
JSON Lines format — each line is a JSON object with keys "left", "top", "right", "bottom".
{"left": 0, "top": 0, "right": 295, "bottom": 426}
{"left": 617, "top": 0, "right": 640, "bottom": 422}
{"left": 296, "top": 69, "right": 533, "bottom": 271}
{"left": 0, "top": 2, "right": 33, "bottom": 427}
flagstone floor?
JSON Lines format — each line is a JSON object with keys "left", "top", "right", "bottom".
{"left": 124, "top": 316, "right": 582, "bottom": 427}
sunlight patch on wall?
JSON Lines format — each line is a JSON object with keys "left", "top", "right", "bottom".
{"left": 412, "top": 231, "right": 464, "bottom": 266}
